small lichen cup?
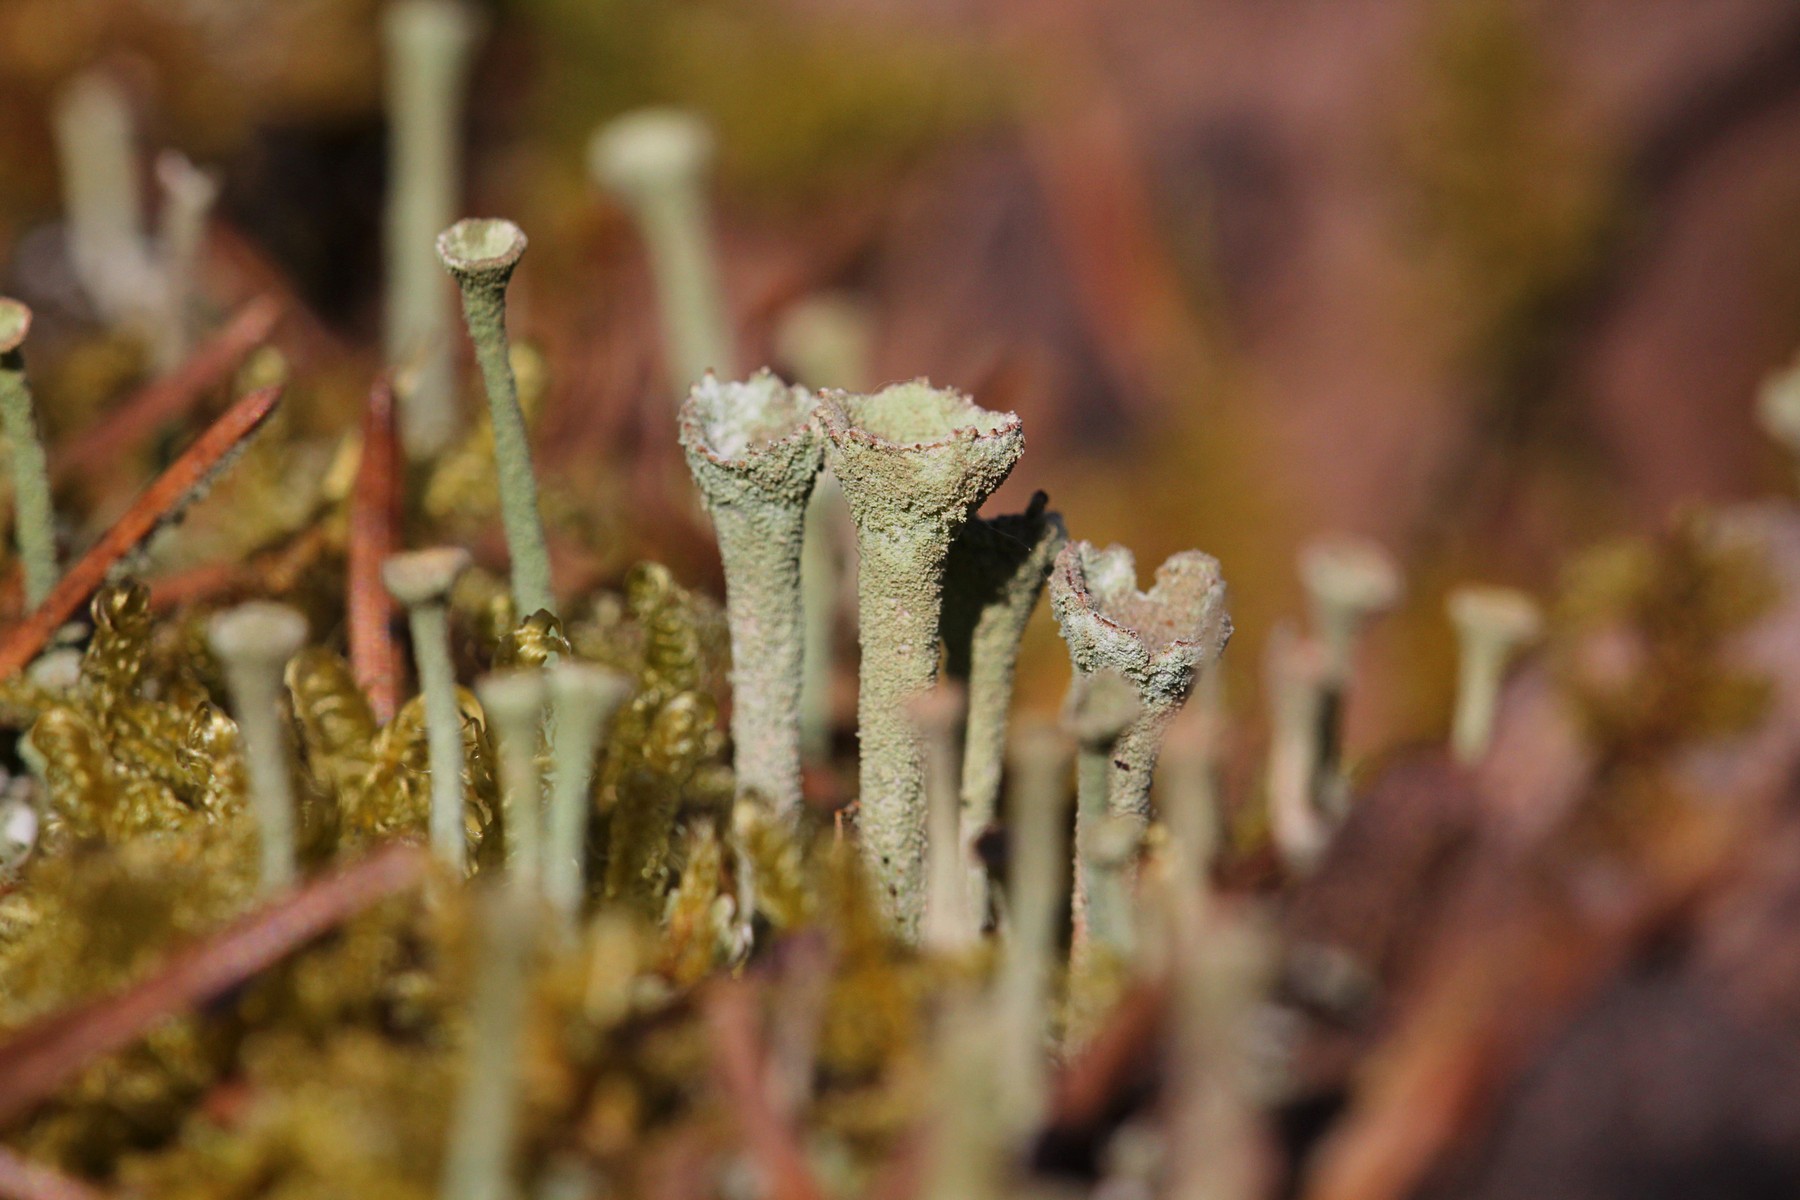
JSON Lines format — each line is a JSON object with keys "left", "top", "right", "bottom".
{"left": 817, "top": 380, "right": 1024, "bottom": 937}
{"left": 1446, "top": 584, "right": 1542, "bottom": 764}
{"left": 678, "top": 371, "right": 824, "bottom": 813}
{"left": 1049, "top": 541, "right": 1232, "bottom": 825}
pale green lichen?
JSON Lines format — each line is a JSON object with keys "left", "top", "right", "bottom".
{"left": 544, "top": 661, "right": 632, "bottom": 926}
{"left": 1446, "top": 584, "right": 1541, "bottom": 764}
{"left": 1048, "top": 542, "right": 1232, "bottom": 825}
{"left": 677, "top": 371, "right": 824, "bottom": 812}
{"left": 207, "top": 602, "right": 310, "bottom": 893}
{"left": 475, "top": 668, "right": 547, "bottom": 888}
{"left": 588, "top": 109, "right": 732, "bottom": 393}
{"left": 437, "top": 219, "right": 556, "bottom": 619}
{"left": 817, "top": 381, "right": 1023, "bottom": 937}
{"left": 0, "top": 300, "right": 58, "bottom": 609}
{"left": 941, "top": 490, "right": 1065, "bottom": 922}
{"left": 385, "top": 0, "right": 481, "bottom": 459}
{"left": 383, "top": 547, "right": 475, "bottom": 871}
{"left": 910, "top": 682, "right": 971, "bottom": 952}
{"left": 1062, "top": 669, "right": 1140, "bottom": 959}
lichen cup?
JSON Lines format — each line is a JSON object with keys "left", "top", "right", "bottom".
{"left": 678, "top": 371, "right": 824, "bottom": 813}
{"left": 817, "top": 380, "right": 1024, "bottom": 936}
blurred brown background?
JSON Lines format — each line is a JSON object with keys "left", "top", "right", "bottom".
{"left": 4, "top": 0, "right": 1800, "bottom": 753}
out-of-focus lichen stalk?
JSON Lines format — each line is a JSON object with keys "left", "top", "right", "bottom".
{"left": 544, "top": 662, "right": 632, "bottom": 927}
{"left": 1048, "top": 542, "right": 1232, "bottom": 824}
{"left": 208, "top": 602, "right": 309, "bottom": 892}
{"left": 437, "top": 219, "right": 556, "bottom": 618}
{"left": 776, "top": 293, "right": 873, "bottom": 766}
{"left": 993, "top": 719, "right": 1072, "bottom": 1133}
{"left": 912, "top": 683, "right": 973, "bottom": 952}
{"left": 817, "top": 382, "right": 1024, "bottom": 937}
{"left": 677, "top": 372, "right": 823, "bottom": 811}
{"left": 1265, "top": 623, "right": 1331, "bottom": 874}
{"left": 1758, "top": 355, "right": 1800, "bottom": 485}
{"left": 151, "top": 151, "right": 219, "bottom": 372}
{"left": 385, "top": 0, "right": 479, "bottom": 459}
{"left": 1064, "top": 671, "right": 1141, "bottom": 958}
{"left": 588, "top": 109, "right": 732, "bottom": 394}
{"left": 1154, "top": 665, "right": 1223, "bottom": 885}
{"left": 441, "top": 884, "right": 536, "bottom": 1200}
{"left": 477, "top": 668, "right": 547, "bottom": 888}
{"left": 1147, "top": 851, "right": 1273, "bottom": 1200}
{"left": 1297, "top": 535, "right": 1400, "bottom": 810}
{"left": 384, "top": 547, "right": 473, "bottom": 871}
{"left": 1447, "top": 585, "right": 1541, "bottom": 764}
{"left": 920, "top": 996, "right": 1006, "bottom": 1200}
{"left": 0, "top": 300, "right": 58, "bottom": 609}
{"left": 943, "top": 490, "right": 1065, "bottom": 922}
{"left": 52, "top": 70, "right": 158, "bottom": 327}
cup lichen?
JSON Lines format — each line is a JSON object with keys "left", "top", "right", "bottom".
{"left": 817, "top": 380, "right": 1024, "bottom": 936}
{"left": 678, "top": 371, "right": 824, "bottom": 812}
{"left": 0, "top": 299, "right": 58, "bottom": 610}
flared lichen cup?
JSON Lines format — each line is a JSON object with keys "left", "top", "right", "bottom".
{"left": 678, "top": 371, "right": 824, "bottom": 813}
{"left": 1050, "top": 541, "right": 1232, "bottom": 823}
{"left": 817, "top": 380, "right": 1024, "bottom": 936}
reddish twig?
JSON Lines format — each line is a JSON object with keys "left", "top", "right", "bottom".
{"left": 0, "top": 842, "right": 428, "bottom": 1127}
{"left": 700, "top": 979, "right": 827, "bottom": 1200}
{"left": 0, "top": 1149, "right": 110, "bottom": 1200}
{"left": 348, "top": 378, "right": 402, "bottom": 722}
{"left": 0, "top": 386, "right": 284, "bottom": 678}
{"left": 53, "top": 298, "right": 281, "bottom": 482}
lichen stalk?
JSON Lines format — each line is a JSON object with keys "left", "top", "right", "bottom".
{"left": 544, "top": 662, "right": 632, "bottom": 926}
{"left": 677, "top": 372, "right": 823, "bottom": 811}
{"left": 0, "top": 301, "right": 58, "bottom": 609}
{"left": 942, "top": 490, "right": 1065, "bottom": 923}
{"left": 1064, "top": 670, "right": 1141, "bottom": 958}
{"left": 477, "top": 668, "right": 548, "bottom": 888}
{"left": 993, "top": 719, "right": 1072, "bottom": 1133}
{"left": 52, "top": 70, "right": 158, "bottom": 327}
{"left": 1447, "top": 585, "right": 1542, "bottom": 764}
{"left": 208, "top": 602, "right": 310, "bottom": 893}
{"left": 1048, "top": 541, "right": 1232, "bottom": 825}
{"left": 1265, "top": 623, "right": 1331, "bottom": 874}
{"left": 441, "top": 884, "right": 536, "bottom": 1200}
{"left": 436, "top": 218, "right": 556, "bottom": 618}
{"left": 912, "top": 683, "right": 972, "bottom": 952}
{"left": 817, "top": 381, "right": 1024, "bottom": 937}
{"left": 1154, "top": 664, "right": 1224, "bottom": 885}
{"left": 383, "top": 547, "right": 474, "bottom": 871}
{"left": 151, "top": 152, "right": 220, "bottom": 372}
{"left": 588, "top": 109, "right": 732, "bottom": 393}
{"left": 385, "top": 0, "right": 480, "bottom": 459}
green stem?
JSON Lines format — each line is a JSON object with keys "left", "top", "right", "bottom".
{"left": 0, "top": 345, "right": 58, "bottom": 609}
{"left": 409, "top": 603, "right": 467, "bottom": 871}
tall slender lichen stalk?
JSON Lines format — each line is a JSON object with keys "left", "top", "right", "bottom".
{"left": 151, "top": 152, "right": 219, "bottom": 372}
{"left": 52, "top": 70, "right": 158, "bottom": 327}
{"left": 677, "top": 372, "right": 824, "bottom": 811}
{"left": 1063, "top": 670, "right": 1140, "bottom": 958}
{"left": 942, "top": 490, "right": 1065, "bottom": 922}
{"left": 1153, "top": 664, "right": 1223, "bottom": 886}
{"left": 775, "top": 293, "right": 873, "bottom": 765}
{"left": 817, "top": 381, "right": 1024, "bottom": 937}
{"left": 440, "top": 884, "right": 536, "bottom": 1200}
{"left": 913, "top": 683, "right": 973, "bottom": 952}
{"left": 588, "top": 109, "right": 732, "bottom": 394}
{"left": 477, "top": 668, "right": 547, "bottom": 888}
{"left": 437, "top": 219, "right": 556, "bottom": 618}
{"left": 544, "top": 661, "right": 632, "bottom": 927}
{"left": 1264, "top": 623, "right": 1331, "bottom": 873}
{"left": 993, "top": 719, "right": 1072, "bottom": 1133}
{"left": 1048, "top": 541, "right": 1232, "bottom": 825}
{"left": 385, "top": 0, "right": 480, "bottom": 458}
{"left": 1446, "top": 585, "right": 1541, "bottom": 764}
{"left": 383, "top": 547, "right": 474, "bottom": 871}
{"left": 1297, "top": 535, "right": 1400, "bottom": 811}
{"left": 208, "top": 602, "right": 310, "bottom": 893}
{"left": 0, "top": 300, "right": 58, "bottom": 609}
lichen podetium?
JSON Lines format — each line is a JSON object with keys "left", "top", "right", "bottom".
{"left": 678, "top": 372, "right": 824, "bottom": 813}
{"left": 818, "top": 381, "right": 1023, "bottom": 937}
{"left": 436, "top": 219, "right": 556, "bottom": 620}
{"left": 0, "top": 301, "right": 58, "bottom": 610}
{"left": 1050, "top": 541, "right": 1231, "bottom": 929}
